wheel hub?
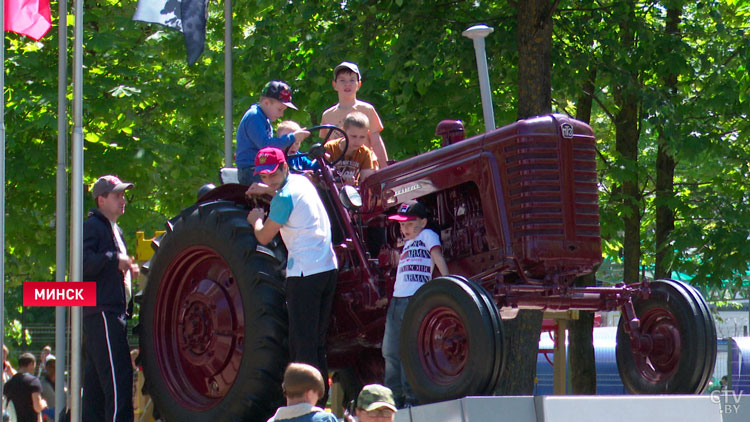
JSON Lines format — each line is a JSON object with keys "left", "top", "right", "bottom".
{"left": 633, "top": 308, "right": 681, "bottom": 382}
{"left": 419, "top": 307, "right": 468, "bottom": 384}
{"left": 153, "top": 246, "right": 245, "bottom": 410}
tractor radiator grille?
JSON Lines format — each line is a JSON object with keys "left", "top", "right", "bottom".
{"left": 504, "top": 135, "right": 599, "bottom": 242}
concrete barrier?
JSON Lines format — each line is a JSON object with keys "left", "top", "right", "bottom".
{"left": 395, "top": 395, "right": 727, "bottom": 422}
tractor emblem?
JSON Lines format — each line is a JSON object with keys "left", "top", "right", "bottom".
{"left": 561, "top": 123, "right": 574, "bottom": 139}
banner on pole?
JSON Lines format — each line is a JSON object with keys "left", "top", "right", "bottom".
{"left": 3, "top": 0, "right": 53, "bottom": 40}
{"left": 133, "top": 0, "right": 208, "bottom": 66}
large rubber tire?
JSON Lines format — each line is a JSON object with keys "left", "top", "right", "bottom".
{"left": 616, "top": 279, "right": 717, "bottom": 394}
{"left": 140, "top": 200, "right": 288, "bottom": 422}
{"left": 400, "top": 277, "right": 504, "bottom": 404}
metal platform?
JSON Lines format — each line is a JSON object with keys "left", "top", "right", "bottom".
{"left": 394, "top": 395, "right": 748, "bottom": 422}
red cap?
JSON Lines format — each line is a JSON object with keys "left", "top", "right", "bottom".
{"left": 254, "top": 147, "right": 287, "bottom": 175}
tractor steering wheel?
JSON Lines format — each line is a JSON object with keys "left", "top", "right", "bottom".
{"left": 286, "top": 124, "right": 349, "bottom": 166}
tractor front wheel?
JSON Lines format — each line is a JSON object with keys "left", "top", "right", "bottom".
{"left": 400, "top": 276, "right": 505, "bottom": 404}
{"left": 616, "top": 279, "right": 716, "bottom": 394}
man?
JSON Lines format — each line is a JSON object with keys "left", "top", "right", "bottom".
{"left": 246, "top": 148, "right": 338, "bottom": 401}
{"left": 82, "top": 175, "right": 139, "bottom": 422}
{"left": 40, "top": 355, "right": 63, "bottom": 421}
{"left": 352, "top": 384, "right": 397, "bottom": 422}
{"left": 3, "top": 353, "right": 47, "bottom": 422}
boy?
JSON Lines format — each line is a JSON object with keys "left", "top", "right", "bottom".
{"left": 267, "top": 363, "right": 337, "bottom": 422}
{"left": 323, "top": 111, "right": 378, "bottom": 186}
{"left": 277, "top": 120, "right": 318, "bottom": 172}
{"left": 383, "top": 200, "right": 449, "bottom": 408}
{"left": 321, "top": 61, "right": 389, "bottom": 168}
{"left": 236, "top": 81, "right": 310, "bottom": 184}
{"left": 246, "top": 148, "right": 338, "bottom": 403}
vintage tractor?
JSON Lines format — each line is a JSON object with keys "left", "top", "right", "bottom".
{"left": 138, "top": 114, "right": 716, "bottom": 421}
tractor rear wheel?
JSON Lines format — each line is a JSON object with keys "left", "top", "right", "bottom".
{"left": 400, "top": 277, "right": 505, "bottom": 404}
{"left": 140, "top": 200, "right": 288, "bottom": 422}
{"left": 616, "top": 279, "right": 716, "bottom": 394}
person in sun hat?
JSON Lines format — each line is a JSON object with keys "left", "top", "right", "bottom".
{"left": 236, "top": 81, "right": 311, "bottom": 185}
{"left": 82, "top": 174, "right": 138, "bottom": 422}
{"left": 245, "top": 147, "right": 338, "bottom": 406}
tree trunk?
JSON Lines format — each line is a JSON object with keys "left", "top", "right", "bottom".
{"left": 613, "top": 4, "right": 641, "bottom": 284}
{"left": 495, "top": 0, "right": 556, "bottom": 395}
{"left": 569, "top": 274, "right": 597, "bottom": 394}
{"left": 655, "top": 6, "right": 681, "bottom": 279}
{"left": 516, "top": 0, "right": 554, "bottom": 119}
{"left": 569, "top": 65, "right": 598, "bottom": 395}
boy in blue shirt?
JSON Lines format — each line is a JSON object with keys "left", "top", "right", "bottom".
{"left": 267, "top": 363, "right": 337, "bottom": 422}
{"left": 236, "top": 81, "right": 310, "bottom": 184}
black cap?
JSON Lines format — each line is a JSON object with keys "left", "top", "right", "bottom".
{"left": 388, "top": 200, "right": 430, "bottom": 221}
{"left": 261, "top": 81, "right": 298, "bottom": 110}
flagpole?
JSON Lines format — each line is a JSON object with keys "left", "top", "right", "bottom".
{"left": 69, "top": 0, "right": 85, "bottom": 419}
{"left": 1, "top": 0, "right": 7, "bottom": 407}
{"left": 224, "top": 0, "right": 233, "bottom": 167}
{"left": 55, "top": 0, "right": 70, "bottom": 419}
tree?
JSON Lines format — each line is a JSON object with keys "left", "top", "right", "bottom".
{"left": 494, "top": 0, "right": 558, "bottom": 395}
{"left": 654, "top": 4, "right": 681, "bottom": 278}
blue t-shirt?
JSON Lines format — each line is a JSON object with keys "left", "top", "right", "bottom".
{"left": 288, "top": 155, "right": 319, "bottom": 172}
{"left": 235, "top": 104, "right": 295, "bottom": 167}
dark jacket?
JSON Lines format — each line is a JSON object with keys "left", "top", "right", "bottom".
{"left": 82, "top": 209, "right": 131, "bottom": 318}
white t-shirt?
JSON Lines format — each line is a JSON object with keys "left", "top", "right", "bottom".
{"left": 111, "top": 220, "right": 131, "bottom": 303}
{"left": 268, "top": 174, "right": 338, "bottom": 277}
{"left": 392, "top": 229, "right": 441, "bottom": 298}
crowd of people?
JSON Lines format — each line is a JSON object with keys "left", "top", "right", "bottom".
{"left": 3, "top": 344, "right": 66, "bottom": 422}
{"left": 4, "top": 60, "right": 443, "bottom": 421}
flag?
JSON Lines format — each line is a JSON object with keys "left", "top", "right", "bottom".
{"left": 133, "top": 0, "right": 209, "bottom": 66}
{"left": 4, "top": 0, "right": 53, "bottom": 40}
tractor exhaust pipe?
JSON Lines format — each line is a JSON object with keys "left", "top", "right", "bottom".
{"left": 463, "top": 24, "right": 496, "bottom": 132}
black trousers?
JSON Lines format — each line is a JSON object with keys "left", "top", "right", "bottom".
{"left": 286, "top": 269, "right": 337, "bottom": 387}
{"left": 82, "top": 312, "right": 133, "bottom": 422}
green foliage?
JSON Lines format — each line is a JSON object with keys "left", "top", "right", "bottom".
{"left": 5, "top": 319, "right": 32, "bottom": 347}
{"left": 3, "top": 0, "right": 750, "bottom": 322}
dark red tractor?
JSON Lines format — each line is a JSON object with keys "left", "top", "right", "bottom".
{"left": 139, "top": 114, "right": 716, "bottom": 421}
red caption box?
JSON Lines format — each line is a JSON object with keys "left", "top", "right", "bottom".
{"left": 23, "top": 282, "right": 97, "bottom": 306}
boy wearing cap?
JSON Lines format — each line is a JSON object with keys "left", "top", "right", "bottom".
{"left": 352, "top": 384, "right": 397, "bottom": 422}
{"left": 267, "top": 363, "right": 337, "bottom": 422}
{"left": 82, "top": 175, "right": 138, "bottom": 422}
{"left": 246, "top": 148, "right": 338, "bottom": 400}
{"left": 321, "top": 61, "right": 389, "bottom": 168}
{"left": 236, "top": 80, "right": 311, "bottom": 185}
{"left": 383, "top": 200, "right": 449, "bottom": 407}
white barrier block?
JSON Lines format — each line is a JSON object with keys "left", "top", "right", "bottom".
{"left": 535, "top": 395, "right": 721, "bottom": 422}
{"left": 713, "top": 391, "right": 749, "bottom": 422}
{"left": 395, "top": 396, "right": 536, "bottom": 422}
